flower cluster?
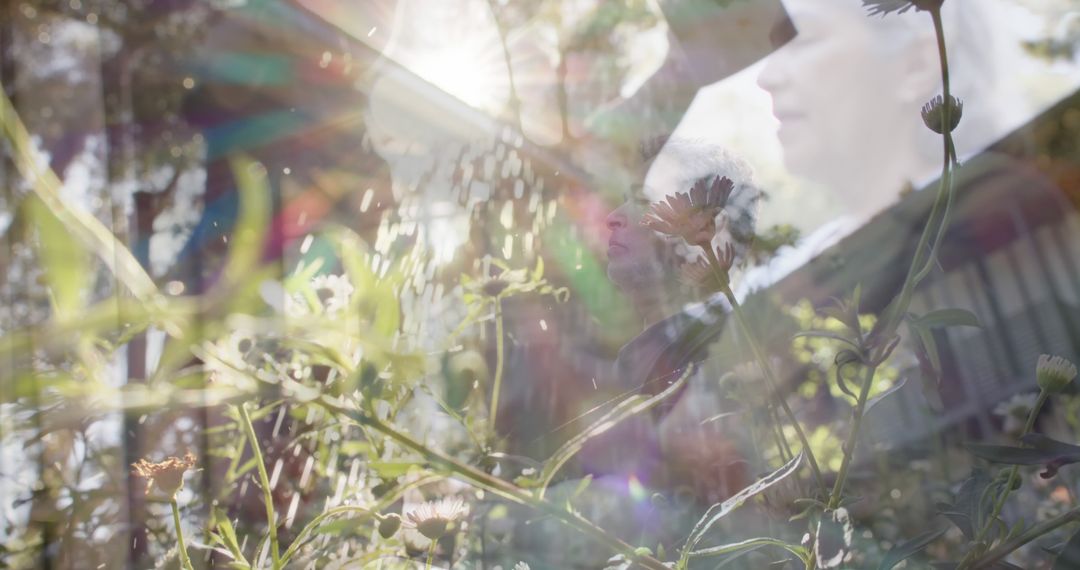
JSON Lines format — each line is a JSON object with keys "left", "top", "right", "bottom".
{"left": 131, "top": 452, "right": 197, "bottom": 498}
{"left": 641, "top": 176, "right": 733, "bottom": 249}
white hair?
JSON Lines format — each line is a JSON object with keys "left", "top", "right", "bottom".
{"left": 642, "top": 137, "right": 763, "bottom": 266}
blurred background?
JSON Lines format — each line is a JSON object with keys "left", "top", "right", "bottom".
{"left": 2, "top": 0, "right": 1080, "bottom": 567}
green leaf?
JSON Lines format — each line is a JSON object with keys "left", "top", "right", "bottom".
{"left": 688, "top": 537, "right": 807, "bottom": 562}
{"left": 368, "top": 461, "right": 423, "bottom": 478}
{"left": 532, "top": 255, "right": 545, "bottom": 281}
{"left": 324, "top": 225, "right": 401, "bottom": 338}
{"left": 26, "top": 196, "right": 88, "bottom": 317}
{"left": 910, "top": 320, "right": 942, "bottom": 384}
{"left": 937, "top": 469, "right": 993, "bottom": 539}
{"left": 916, "top": 308, "right": 981, "bottom": 329}
{"left": 569, "top": 474, "right": 594, "bottom": 503}
{"left": 682, "top": 452, "right": 804, "bottom": 559}
{"left": 0, "top": 90, "right": 157, "bottom": 301}
{"left": 1054, "top": 526, "right": 1080, "bottom": 569}
{"left": 339, "top": 441, "right": 371, "bottom": 456}
{"left": 213, "top": 510, "right": 249, "bottom": 566}
{"left": 966, "top": 443, "right": 1064, "bottom": 465}
{"left": 222, "top": 156, "right": 272, "bottom": 290}
{"left": 793, "top": 330, "right": 861, "bottom": 349}
{"left": 537, "top": 367, "right": 692, "bottom": 497}
{"left": 1021, "top": 433, "right": 1080, "bottom": 457}
{"left": 865, "top": 377, "right": 907, "bottom": 415}
{"left": 877, "top": 527, "right": 946, "bottom": 569}
{"left": 965, "top": 434, "right": 1080, "bottom": 478}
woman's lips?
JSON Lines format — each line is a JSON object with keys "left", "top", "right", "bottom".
{"left": 772, "top": 109, "right": 805, "bottom": 124}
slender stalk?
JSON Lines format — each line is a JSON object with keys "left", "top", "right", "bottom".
{"left": 425, "top": 542, "right": 437, "bottom": 570}
{"left": 968, "top": 505, "right": 1080, "bottom": 568}
{"left": 933, "top": 9, "right": 952, "bottom": 157}
{"left": 702, "top": 247, "right": 824, "bottom": 493}
{"left": 827, "top": 363, "right": 880, "bottom": 508}
{"left": 958, "top": 390, "right": 1049, "bottom": 568}
{"left": 988, "top": 391, "right": 1049, "bottom": 522}
{"left": 237, "top": 403, "right": 280, "bottom": 569}
{"left": 879, "top": 7, "right": 958, "bottom": 334}
{"left": 488, "top": 296, "right": 505, "bottom": 435}
{"left": 171, "top": 499, "right": 194, "bottom": 570}
{"left": 280, "top": 506, "right": 371, "bottom": 565}
{"left": 914, "top": 9, "right": 959, "bottom": 285}
{"left": 716, "top": 277, "right": 827, "bottom": 496}
{"left": 769, "top": 404, "right": 794, "bottom": 463}
{"left": 829, "top": 5, "right": 960, "bottom": 512}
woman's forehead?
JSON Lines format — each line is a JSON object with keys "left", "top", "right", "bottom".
{"left": 641, "top": 153, "right": 685, "bottom": 201}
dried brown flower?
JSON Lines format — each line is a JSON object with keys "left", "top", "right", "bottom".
{"left": 681, "top": 242, "right": 736, "bottom": 292}
{"left": 131, "top": 452, "right": 196, "bottom": 498}
{"left": 642, "top": 176, "right": 734, "bottom": 249}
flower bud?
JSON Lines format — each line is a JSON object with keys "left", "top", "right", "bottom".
{"left": 1037, "top": 354, "right": 1077, "bottom": 393}
{"left": 921, "top": 94, "right": 963, "bottom": 134}
{"left": 378, "top": 513, "right": 402, "bottom": 538}
{"left": 416, "top": 518, "right": 449, "bottom": 540}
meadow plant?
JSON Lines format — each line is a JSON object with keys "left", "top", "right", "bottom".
{"left": 2, "top": 1, "right": 1079, "bottom": 569}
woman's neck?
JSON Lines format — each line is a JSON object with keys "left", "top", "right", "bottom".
{"left": 629, "top": 287, "right": 672, "bottom": 331}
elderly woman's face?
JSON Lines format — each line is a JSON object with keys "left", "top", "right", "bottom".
{"left": 605, "top": 152, "right": 684, "bottom": 293}
{"left": 605, "top": 186, "right": 666, "bottom": 293}
{"left": 757, "top": 0, "right": 912, "bottom": 186}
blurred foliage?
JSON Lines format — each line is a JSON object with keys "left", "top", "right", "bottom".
{"left": 2, "top": 1, "right": 1080, "bottom": 569}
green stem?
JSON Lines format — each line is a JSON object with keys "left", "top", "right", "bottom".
{"left": 828, "top": 363, "right": 880, "bottom": 509}
{"left": 967, "top": 505, "right": 1080, "bottom": 568}
{"left": 319, "top": 398, "right": 671, "bottom": 570}
{"left": 769, "top": 404, "right": 794, "bottom": 463}
{"left": 171, "top": 498, "right": 194, "bottom": 570}
{"left": 990, "top": 391, "right": 1049, "bottom": 517}
{"left": 488, "top": 297, "right": 505, "bottom": 436}
{"left": 426, "top": 541, "right": 437, "bottom": 570}
{"left": 237, "top": 403, "right": 280, "bottom": 569}
{"left": 880, "top": 7, "right": 958, "bottom": 334}
{"left": 717, "top": 277, "right": 826, "bottom": 497}
{"left": 280, "top": 506, "right": 370, "bottom": 565}
{"left": 915, "top": 9, "right": 960, "bottom": 286}
{"left": 958, "top": 390, "right": 1049, "bottom": 568}
{"left": 831, "top": 5, "right": 960, "bottom": 512}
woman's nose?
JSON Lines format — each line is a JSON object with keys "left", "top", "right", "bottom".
{"left": 756, "top": 59, "right": 781, "bottom": 93}
{"left": 757, "top": 57, "right": 786, "bottom": 94}
{"left": 606, "top": 204, "right": 629, "bottom": 231}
